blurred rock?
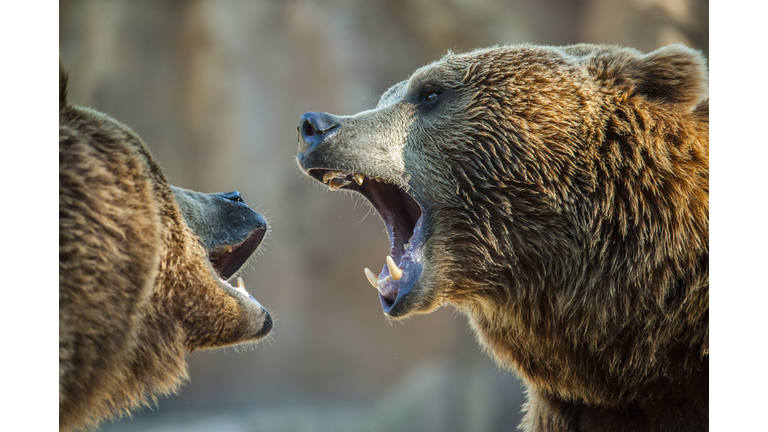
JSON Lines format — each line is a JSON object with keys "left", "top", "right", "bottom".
{"left": 59, "top": 1, "right": 707, "bottom": 430}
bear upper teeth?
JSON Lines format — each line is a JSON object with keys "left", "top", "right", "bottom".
{"left": 210, "top": 245, "right": 233, "bottom": 261}
{"left": 328, "top": 179, "right": 345, "bottom": 190}
{"left": 322, "top": 170, "right": 368, "bottom": 190}
{"left": 322, "top": 171, "right": 339, "bottom": 183}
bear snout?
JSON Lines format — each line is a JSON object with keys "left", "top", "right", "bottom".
{"left": 298, "top": 111, "right": 340, "bottom": 152}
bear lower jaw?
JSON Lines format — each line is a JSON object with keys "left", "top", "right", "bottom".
{"left": 219, "top": 276, "right": 264, "bottom": 309}
{"left": 362, "top": 213, "right": 426, "bottom": 316}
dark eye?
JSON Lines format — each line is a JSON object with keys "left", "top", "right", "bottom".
{"left": 424, "top": 92, "right": 441, "bottom": 102}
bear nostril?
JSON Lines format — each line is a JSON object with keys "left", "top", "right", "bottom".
{"left": 299, "top": 112, "right": 340, "bottom": 146}
{"left": 302, "top": 120, "right": 318, "bottom": 137}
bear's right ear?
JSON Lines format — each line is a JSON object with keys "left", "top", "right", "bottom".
{"left": 626, "top": 44, "right": 708, "bottom": 112}
{"left": 571, "top": 43, "right": 708, "bottom": 113}
{"left": 60, "top": 61, "right": 69, "bottom": 111}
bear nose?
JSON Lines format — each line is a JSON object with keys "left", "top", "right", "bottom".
{"left": 218, "top": 191, "right": 245, "bottom": 203}
{"left": 297, "top": 112, "right": 340, "bottom": 152}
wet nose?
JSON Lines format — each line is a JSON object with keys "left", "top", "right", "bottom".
{"left": 214, "top": 191, "right": 267, "bottom": 231}
{"left": 297, "top": 112, "right": 340, "bottom": 152}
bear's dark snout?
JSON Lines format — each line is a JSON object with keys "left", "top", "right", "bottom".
{"left": 298, "top": 111, "right": 340, "bottom": 152}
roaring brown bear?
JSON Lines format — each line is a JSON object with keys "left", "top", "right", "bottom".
{"left": 59, "top": 64, "right": 273, "bottom": 431}
{"left": 296, "top": 43, "right": 708, "bottom": 431}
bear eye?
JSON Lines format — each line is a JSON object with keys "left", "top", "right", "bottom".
{"left": 424, "top": 92, "right": 441, "bottom": 102}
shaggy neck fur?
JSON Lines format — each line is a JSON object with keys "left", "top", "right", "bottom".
{"left": 437, "top": 45, "right": 708, "bottom": 431}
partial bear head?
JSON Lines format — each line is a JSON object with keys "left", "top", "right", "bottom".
{"left": 170, "top": 186, "right": 273, "bottom": 347}
{"left": 296, "top": 43, "right": 708, "bottom": 325}
{"left": 59, "top": 63, "right": 272, "bottom": 431}
{"left": 171, "top": 186, "right": 270, "bottom": 295}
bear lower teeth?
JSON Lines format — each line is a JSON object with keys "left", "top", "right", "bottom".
{"left": 364, "top": 268, "right": 378, "bottom": 288}
{"left": 386, "top": 256, "right": 403, "bottom": 280}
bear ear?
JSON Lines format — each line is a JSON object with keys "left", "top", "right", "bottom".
{"left": 627, "top": 44, "right": 708, "bottom": 111}
{"left": 571, "top": 43, "right": 708, "bottom": 112}
{"left": 60, "top": 61, "right": 69, "bottom": 111}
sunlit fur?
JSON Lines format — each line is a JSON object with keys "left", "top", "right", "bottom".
{"left": 422, "top": 44, "right": 708, "bottom": 432}
{"left": 309, "top": 44, "right": 709, "bottom": 431}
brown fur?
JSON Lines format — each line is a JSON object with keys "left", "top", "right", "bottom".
{"left": 59, "top": 64, "right": 272, "bottom": 431}
{"left": 297, "top": 44, "right": 708, "bottom": 431}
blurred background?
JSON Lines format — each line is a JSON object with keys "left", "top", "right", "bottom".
{"left": 59, "top": 1, "right": 708, "bottom": 431}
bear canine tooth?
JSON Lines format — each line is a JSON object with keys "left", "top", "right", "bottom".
{"left": 237, "top": 277, "right": 245, "bottom": 288}
{"left": 364, "top": 268, "right": 378, "bottom": 288}
{"left": 386, "top": 256, "right": 403, "bottom": 280}
{"left": 354, "top": 173, "right": 364, "bottom": 185}
{"left": 328, "top": 179, "right": 344, "bottom": 191}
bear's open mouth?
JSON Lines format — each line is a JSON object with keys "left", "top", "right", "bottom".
{"left": 207, "top": 227, "right": 266, "bottom": 303}
{"left": 209, "top": 228, "right": 267, "bottom": 280}
{"left": 308, "top": 168, "right": 424, "bottom": 317}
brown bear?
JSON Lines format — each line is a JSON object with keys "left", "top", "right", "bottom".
{"left": 59, "top": 64, "right": 273, "bottom": 432}
{"left": 296, "top": 43, "right": 708, "bottom": 431}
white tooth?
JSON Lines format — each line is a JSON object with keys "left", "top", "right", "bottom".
{"left": 237, "top": 277, "right": 245, "bottom": 288}
{"left": 386, "top": 256, "right": 403, "bottom": 280}
{"left": 364, "top": 268, "right": 378, "bottom": 288}
{"left": 354, "top": 173, "right": 364, "bottom": 185}
{"left": 374, "top": 177, "right": 382, "bottom": 182}
{"left": 328, "top": 179, "right": 343, "bottom": 191}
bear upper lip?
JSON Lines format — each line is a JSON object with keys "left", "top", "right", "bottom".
{"left": 306, "top": 168, "right": 425, "bottom": 316}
